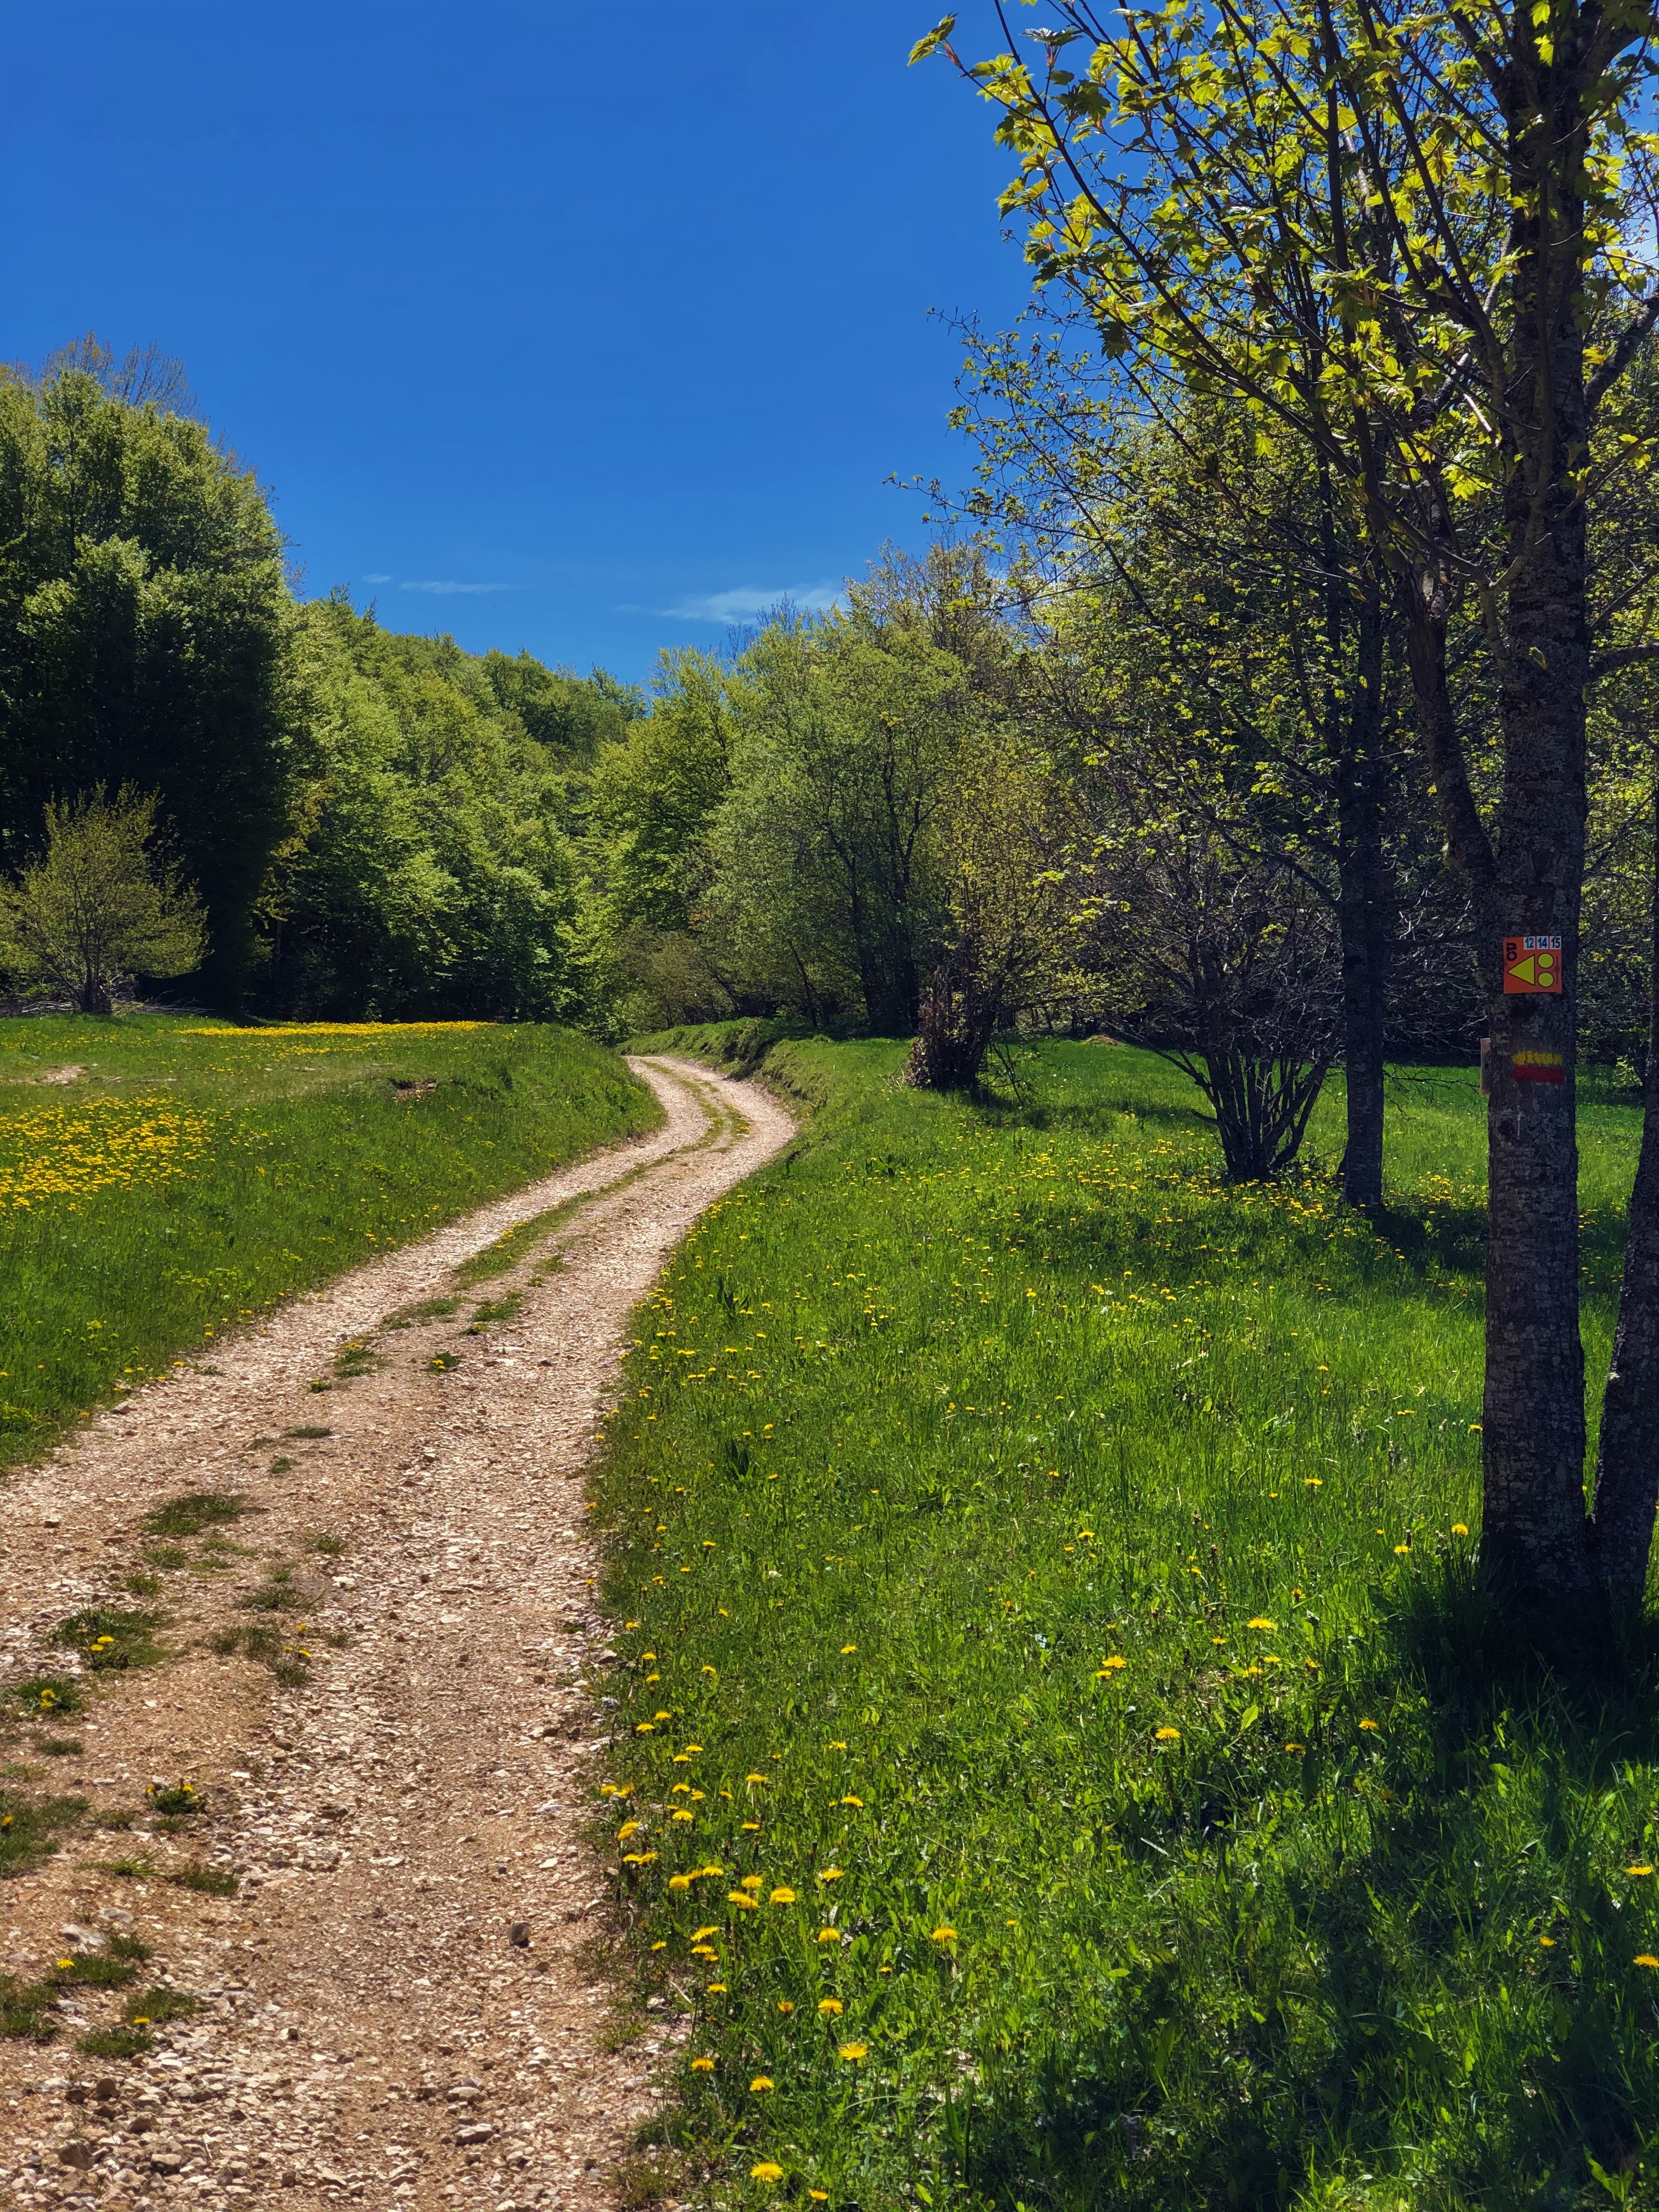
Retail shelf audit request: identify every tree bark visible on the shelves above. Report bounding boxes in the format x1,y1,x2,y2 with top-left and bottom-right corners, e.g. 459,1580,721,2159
1590,785,1659,1606
1478,70,1593,1599
1336,581,1389,1210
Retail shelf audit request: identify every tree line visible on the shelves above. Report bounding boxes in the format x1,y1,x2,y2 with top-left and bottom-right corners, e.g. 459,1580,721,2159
0,339,644,1025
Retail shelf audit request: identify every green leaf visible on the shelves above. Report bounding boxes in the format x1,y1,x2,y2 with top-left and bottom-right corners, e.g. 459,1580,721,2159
909,14,957,65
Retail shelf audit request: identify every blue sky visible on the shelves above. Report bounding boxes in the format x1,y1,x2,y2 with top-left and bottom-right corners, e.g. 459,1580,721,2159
2,3,1029,684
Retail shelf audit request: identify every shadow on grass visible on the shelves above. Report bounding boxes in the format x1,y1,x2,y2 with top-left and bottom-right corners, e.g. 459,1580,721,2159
952,1556,1659,2212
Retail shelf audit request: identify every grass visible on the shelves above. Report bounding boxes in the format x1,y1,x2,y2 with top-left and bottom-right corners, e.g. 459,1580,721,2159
0,1789,87,1878
54,1606,166,1671
0,1014,662,1469
142,1489,251,1537
597,1032,1656,2212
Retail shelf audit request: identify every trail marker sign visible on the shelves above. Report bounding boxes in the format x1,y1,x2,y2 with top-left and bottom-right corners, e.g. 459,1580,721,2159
1503,935,1562,994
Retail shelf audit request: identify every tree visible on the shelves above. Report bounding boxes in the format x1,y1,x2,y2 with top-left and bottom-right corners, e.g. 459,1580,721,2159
257,596,591,1023
711,618,970,1032
0,352,294,1008
0,786,205,1013
920,0,1659,1605
936,336,1403,1203
906,735,1070,1087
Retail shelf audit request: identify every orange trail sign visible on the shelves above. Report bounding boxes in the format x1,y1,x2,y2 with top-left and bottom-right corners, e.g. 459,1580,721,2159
1503,935,1562,994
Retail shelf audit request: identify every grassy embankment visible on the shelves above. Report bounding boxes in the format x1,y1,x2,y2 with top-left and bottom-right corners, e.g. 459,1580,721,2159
596,1028,1655,2212
0,1014,661,1469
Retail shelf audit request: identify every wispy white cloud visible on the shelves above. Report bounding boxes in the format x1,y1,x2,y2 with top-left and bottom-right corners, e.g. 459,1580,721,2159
362,571,391,584
660,582,840,623
400,578,511,596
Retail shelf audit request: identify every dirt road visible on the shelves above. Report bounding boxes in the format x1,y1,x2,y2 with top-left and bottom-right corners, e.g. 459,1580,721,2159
0,1057,794,2212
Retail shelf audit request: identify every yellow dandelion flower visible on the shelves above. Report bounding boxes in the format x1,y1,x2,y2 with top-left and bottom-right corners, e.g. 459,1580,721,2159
692,1925,719,1942
1627,1866,1654,1877
769,1887,797,1904
1359,1719,1380,1732
729,1891,759,1910
751,2075,775,2092
930,1926,957,1943
691,2056,715,2072
1452,1522,1469,1535
817,1867,843,1882
1246,1617,1276,1632
617,1821,642,1841
840,1795,864,1808
777,2000,795,2015
1637,1954,1659,1969
819,1998,843,2015
1096,1656,1127,1675
838,2042,868,2062
840,1644,857,1654
810,2193,830,2203
741,1874,765,1891
817,1928,841,1944
668,1875,693,1892
752,2164,786,2183
1154,1726,1181,1742
1539,1936,1556,1947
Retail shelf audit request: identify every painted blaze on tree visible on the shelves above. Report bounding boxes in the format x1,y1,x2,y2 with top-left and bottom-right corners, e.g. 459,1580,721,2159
918,0,1659,1604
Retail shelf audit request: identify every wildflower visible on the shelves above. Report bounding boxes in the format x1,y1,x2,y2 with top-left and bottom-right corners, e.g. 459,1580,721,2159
818,1928,841,1944
1627,1866,1654,1878
1393,1543,1410,1555
817,1867,843,1882
1539,1936,1556,1948
617,1821,642,1841
690,2056,714,2072
841,1644,857,1655
668,1875,693,1892
702,1664,718,1677
751,2076,775,2092
810,2192,830,2202
1284,1742,1305,1754
819,1999,843,2015
672,1809,695,1823
1305,1478,1323,1488
828,1740,848,1750
741,1874,765,1891
838,2043,868,2061
707,1982,728,1993
778,2000,795,2014
622,1852,658,1866
752,2164,786,2183
56,1957,75,1970
840,1795,864,1808
930,1926,957,1943
746,1772,768,1785
743,1820,761,1832
1096,1656,1127,1675
729,1891,759,1910
693,1926,719,1942
1637,1955,1659,1969
769,1887,797,1904
1154,1726,1181,1742
1452,1522,1469,1536
1246,1617,1276,1632
1359,1718,1380,1732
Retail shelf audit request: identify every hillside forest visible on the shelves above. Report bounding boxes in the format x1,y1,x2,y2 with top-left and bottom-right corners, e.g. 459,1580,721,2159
6,338,1655,1179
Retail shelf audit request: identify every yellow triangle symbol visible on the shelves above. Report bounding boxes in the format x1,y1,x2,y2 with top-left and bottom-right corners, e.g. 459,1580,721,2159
1511,955,1536,984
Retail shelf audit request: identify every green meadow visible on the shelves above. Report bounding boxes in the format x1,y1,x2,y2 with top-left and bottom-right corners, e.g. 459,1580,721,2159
596,1032,1656,2212
0,1014,659,1465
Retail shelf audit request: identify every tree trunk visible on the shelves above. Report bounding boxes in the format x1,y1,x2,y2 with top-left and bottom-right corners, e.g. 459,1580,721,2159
1590,783,1659,1606
1479,88,1593,1600
1336,582,1389,1210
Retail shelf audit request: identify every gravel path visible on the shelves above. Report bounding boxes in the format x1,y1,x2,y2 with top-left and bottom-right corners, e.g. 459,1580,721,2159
0,1057,794,2212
